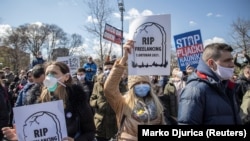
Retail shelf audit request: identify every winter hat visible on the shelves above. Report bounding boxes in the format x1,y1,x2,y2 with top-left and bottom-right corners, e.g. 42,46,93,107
128,75,151,89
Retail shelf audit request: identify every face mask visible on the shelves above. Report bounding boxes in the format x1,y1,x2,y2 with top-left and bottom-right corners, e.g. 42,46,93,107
43,74,66,92
215,63,234,80
104,70,110,77
77,75,85,81
134,83,150,97
176,71,183,78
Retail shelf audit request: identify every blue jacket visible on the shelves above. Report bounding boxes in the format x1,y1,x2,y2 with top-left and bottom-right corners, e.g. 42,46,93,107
31,57,45,68
15,83,34,107
83,62,97,82
178,59,242,125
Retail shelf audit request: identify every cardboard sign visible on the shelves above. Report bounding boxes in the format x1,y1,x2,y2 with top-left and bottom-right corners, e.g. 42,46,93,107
128,14,171,75
13,100,67,141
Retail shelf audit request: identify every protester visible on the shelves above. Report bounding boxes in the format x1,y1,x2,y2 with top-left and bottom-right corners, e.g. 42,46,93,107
92,67,103,83
0,78,9,140
3,67,15,86
150,75,163,96
178,43,242,125
183,65,195,81
234,50,250,70
104,40,165,140
240,89,250,125
72,68,90,101
235,65,250,105
31,51,45,68
90,61,117,141
83,56,97,95
169,68,186,103
14,69,34,107
161,78,178,122
2,61,95,141
24,64,45,105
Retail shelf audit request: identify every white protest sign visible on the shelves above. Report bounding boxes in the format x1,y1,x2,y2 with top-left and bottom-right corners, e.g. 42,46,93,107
56,56,80,75
128,14,171,75
13,100,67,141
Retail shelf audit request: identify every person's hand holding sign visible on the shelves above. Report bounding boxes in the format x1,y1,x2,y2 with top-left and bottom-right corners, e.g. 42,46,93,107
120,40,135,66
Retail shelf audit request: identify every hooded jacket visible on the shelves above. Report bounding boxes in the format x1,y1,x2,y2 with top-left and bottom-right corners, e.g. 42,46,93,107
178,59,242,125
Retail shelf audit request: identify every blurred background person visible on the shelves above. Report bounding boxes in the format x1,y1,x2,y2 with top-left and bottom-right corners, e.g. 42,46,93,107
31,51,45,68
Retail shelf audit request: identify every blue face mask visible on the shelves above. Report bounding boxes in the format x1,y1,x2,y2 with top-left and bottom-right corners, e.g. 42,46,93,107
134,83,150,97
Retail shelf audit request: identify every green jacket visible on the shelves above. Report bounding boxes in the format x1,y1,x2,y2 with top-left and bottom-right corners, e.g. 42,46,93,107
90,73,118,139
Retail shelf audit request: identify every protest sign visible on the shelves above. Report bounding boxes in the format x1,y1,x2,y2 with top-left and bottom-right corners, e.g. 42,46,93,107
174,29,204,71
13,100,67,141
103,23,122,45
56,56,80,75
128,14,171,75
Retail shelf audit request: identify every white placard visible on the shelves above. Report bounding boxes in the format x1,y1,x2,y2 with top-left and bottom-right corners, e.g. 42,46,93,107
56,56,80,75
128,14,171,75
13,100,67,141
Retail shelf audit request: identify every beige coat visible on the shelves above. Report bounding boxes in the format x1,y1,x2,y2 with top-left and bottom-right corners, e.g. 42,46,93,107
104,62,165,141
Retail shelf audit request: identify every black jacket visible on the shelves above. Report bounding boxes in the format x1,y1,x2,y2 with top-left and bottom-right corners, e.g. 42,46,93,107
0,85,9,140
65,84,95,141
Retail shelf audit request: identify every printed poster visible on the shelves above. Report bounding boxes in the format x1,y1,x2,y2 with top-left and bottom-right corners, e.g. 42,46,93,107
56,56,80,75
173,29,204,71
13,100,67,141
128,14,171,75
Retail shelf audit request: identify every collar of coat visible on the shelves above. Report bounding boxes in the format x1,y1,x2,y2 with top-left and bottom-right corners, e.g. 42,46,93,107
196,71,235,90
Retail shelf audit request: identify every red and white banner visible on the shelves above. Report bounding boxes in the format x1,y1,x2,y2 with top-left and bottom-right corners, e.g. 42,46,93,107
103,23,122,45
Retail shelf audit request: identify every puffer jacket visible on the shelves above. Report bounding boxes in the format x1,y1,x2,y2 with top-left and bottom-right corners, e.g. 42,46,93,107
104,62,165,141
178,59,242,125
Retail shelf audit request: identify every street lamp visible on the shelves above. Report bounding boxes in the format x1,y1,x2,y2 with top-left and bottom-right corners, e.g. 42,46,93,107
117,0,125,56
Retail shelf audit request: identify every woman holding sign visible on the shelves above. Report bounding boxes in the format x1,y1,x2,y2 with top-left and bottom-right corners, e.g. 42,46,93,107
2,61,95,141
104,40,166,141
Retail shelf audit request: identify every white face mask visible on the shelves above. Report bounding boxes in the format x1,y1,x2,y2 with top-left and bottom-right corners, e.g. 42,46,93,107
214,63,234,80
77,75,85,81
43,74,66,92
176,71,183,78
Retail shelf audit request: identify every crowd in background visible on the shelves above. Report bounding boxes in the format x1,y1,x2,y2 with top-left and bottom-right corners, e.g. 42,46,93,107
0,42,250,141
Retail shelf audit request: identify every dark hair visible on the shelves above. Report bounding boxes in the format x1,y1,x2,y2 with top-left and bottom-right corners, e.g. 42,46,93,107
104,61,114,66
98,67,103,71
32,64,45,78
202,43,233,61
77,68,86,73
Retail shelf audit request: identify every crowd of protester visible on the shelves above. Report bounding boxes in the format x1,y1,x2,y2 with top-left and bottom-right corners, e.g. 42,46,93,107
0,42,250,140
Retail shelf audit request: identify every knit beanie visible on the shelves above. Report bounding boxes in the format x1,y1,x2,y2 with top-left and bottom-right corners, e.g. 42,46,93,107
128,75,151,89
